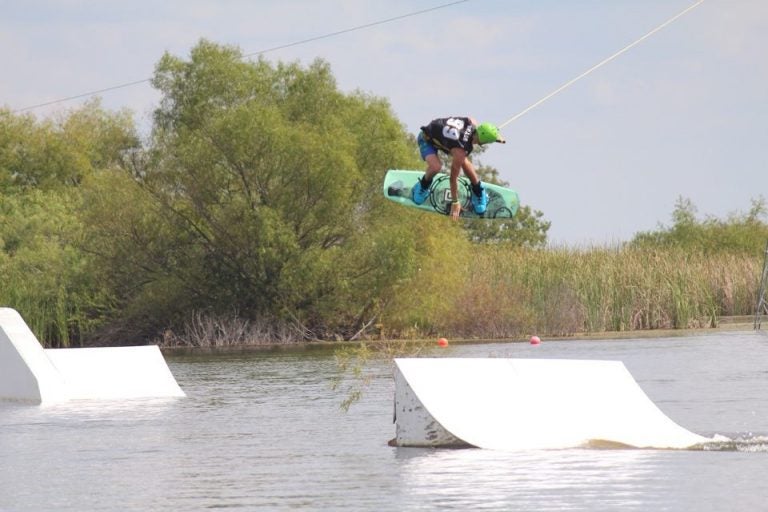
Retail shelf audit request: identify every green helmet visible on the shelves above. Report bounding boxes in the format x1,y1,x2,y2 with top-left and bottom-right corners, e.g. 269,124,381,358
476,122,505,144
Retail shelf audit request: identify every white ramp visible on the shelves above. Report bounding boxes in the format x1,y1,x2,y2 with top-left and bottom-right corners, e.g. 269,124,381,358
394,358,710,450
0,307,185,404
0,309,69,403
45,346,185,401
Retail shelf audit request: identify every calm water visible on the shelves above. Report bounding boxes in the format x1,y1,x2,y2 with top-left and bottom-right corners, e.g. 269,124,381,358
2,330,768,511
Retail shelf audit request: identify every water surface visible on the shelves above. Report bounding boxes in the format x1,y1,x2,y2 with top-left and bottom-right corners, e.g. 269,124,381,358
1,331,767,511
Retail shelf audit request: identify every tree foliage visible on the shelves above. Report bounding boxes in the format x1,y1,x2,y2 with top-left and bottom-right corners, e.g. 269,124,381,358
0,101,139,345
630,195,768,254
2,41,558,345
82,40,429,340
0,101,137,191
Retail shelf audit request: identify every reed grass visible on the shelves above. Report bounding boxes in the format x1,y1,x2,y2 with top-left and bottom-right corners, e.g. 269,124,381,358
446,244,761,338
4,242,761,346
1,267,77,347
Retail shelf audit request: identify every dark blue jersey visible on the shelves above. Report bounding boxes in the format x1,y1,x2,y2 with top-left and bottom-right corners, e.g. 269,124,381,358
420,117,476,155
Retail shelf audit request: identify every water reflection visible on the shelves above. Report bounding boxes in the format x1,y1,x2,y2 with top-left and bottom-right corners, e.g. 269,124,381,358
395,448,664,511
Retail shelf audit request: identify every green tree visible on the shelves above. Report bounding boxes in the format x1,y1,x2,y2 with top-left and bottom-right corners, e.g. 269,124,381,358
0,101,139,345
631,195,768,254
82,40,436,340
0,100,137,192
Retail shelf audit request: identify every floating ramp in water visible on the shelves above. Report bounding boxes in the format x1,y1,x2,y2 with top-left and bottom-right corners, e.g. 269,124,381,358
393,358,709,450
0,307,185,404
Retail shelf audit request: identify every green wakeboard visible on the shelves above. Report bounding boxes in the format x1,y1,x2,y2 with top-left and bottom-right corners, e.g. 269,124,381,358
383,169,520,219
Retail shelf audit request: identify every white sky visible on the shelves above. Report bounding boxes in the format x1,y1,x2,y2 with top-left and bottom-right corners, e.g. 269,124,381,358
2,0,766,245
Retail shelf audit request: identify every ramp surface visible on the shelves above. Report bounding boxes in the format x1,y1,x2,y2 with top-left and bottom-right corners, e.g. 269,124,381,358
46,346,185,400
394,358,711,450
0,307,185,404
0,308,68,403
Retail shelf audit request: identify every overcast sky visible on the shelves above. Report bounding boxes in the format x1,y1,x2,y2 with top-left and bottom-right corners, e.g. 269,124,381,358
2,0,766,245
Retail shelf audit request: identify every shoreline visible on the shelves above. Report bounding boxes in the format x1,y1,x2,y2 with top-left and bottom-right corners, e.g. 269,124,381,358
161,316,762,355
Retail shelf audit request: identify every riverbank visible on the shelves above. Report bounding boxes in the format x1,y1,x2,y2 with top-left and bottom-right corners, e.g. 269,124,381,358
161,315,762,355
